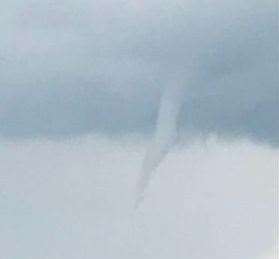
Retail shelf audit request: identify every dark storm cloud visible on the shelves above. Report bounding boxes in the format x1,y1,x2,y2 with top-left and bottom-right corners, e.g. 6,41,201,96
0,0,278,145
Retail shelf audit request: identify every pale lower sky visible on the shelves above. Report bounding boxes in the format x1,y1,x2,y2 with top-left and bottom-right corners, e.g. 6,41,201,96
0,135,277,259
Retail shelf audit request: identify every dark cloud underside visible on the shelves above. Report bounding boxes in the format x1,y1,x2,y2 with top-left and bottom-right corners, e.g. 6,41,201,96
0,0,278,145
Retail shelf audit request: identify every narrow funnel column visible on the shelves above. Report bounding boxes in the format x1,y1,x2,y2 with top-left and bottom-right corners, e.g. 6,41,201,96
135,82,184,208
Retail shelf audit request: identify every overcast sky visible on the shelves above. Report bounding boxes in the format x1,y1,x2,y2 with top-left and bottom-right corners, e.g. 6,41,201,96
0,0,278,146
0,1,278,258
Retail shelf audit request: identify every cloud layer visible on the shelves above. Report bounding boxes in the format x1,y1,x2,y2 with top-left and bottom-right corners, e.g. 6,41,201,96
0,0,278,146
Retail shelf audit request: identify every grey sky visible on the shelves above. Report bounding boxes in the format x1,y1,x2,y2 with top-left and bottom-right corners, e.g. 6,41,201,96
0,0,278,145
